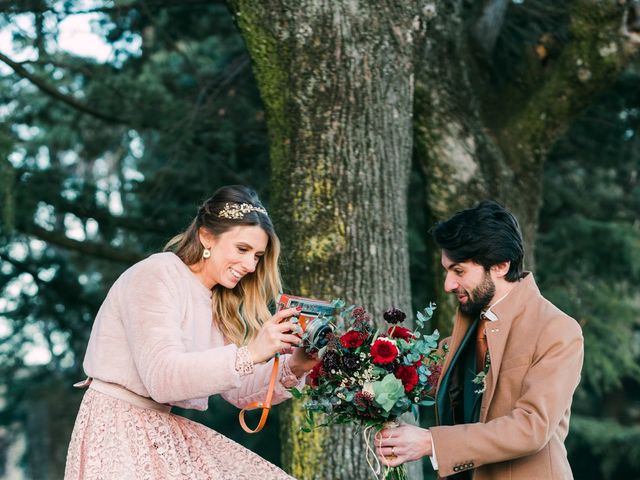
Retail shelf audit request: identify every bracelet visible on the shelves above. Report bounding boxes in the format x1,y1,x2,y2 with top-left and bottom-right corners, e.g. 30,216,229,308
235,346,254,377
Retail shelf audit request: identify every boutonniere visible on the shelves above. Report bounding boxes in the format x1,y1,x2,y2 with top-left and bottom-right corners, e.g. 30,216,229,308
472,352,491,394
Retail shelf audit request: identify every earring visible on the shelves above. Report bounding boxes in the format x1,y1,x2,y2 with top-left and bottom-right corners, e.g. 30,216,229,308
202,247,211,259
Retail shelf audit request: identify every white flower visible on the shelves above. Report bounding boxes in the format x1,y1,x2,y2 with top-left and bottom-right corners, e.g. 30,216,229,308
372,337,396,346
362,382,375,396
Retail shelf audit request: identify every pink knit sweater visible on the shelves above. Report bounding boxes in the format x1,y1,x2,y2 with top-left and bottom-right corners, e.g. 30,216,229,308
83,252,301,411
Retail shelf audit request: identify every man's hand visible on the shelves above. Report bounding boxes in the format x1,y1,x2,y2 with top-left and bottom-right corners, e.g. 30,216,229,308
375,424,433,467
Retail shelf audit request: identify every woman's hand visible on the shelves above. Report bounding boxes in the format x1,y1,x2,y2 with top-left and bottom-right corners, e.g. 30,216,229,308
288,347,319,378
246,307,303,364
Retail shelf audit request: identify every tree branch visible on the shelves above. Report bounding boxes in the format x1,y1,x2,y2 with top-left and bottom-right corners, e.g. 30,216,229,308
499,0,639,149
0,0,225,16
0,51,125,124
17,223,143,264
33,189,171,235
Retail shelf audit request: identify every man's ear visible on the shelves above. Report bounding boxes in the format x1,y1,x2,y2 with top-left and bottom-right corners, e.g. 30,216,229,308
491,261,511,279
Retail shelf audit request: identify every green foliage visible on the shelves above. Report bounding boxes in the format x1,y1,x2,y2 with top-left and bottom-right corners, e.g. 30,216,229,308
537,60,640,479
567,415,640,480
0,1,638,478
0,1,273,476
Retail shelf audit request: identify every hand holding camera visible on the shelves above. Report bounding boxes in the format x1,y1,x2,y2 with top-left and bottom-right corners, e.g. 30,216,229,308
246,306,303,364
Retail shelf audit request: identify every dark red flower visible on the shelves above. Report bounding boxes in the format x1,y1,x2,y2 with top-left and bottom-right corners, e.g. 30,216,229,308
383,307,406,324
395,365,419,392
307,362,324,388
370,338,399,365
352,306,366,318
340,330,365,349
355,390,374,408
427,363,443,389
387,326,415,341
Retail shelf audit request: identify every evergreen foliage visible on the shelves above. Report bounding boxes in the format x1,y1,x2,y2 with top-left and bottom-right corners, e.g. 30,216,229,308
0,1,638,478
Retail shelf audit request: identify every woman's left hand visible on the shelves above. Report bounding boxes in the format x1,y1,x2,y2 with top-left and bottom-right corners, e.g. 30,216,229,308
287,347,318,378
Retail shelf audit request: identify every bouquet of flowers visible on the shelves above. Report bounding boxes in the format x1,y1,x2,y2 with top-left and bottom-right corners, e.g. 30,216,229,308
292,302,442,480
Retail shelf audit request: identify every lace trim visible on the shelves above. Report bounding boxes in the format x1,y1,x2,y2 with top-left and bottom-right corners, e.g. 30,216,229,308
235,346,254,377
280,355,302,388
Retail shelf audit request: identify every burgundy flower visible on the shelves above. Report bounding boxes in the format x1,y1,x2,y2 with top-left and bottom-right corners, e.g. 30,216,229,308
370,338,399,365
387,326,415,341
341,354,360,371
383,307,406,324
307,362,324,388
395,365,419,392
355,390,374,408
428,363,443,389
352,306,366,318
340,330,365,349
322,350,341,372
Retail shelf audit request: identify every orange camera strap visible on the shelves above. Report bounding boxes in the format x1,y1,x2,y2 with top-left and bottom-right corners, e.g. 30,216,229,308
238,354,279,433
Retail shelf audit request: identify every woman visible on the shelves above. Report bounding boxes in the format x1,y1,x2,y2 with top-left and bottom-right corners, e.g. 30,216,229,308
65,185,315,479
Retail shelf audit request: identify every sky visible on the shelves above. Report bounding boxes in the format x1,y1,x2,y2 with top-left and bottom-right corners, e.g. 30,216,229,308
0,3,140,65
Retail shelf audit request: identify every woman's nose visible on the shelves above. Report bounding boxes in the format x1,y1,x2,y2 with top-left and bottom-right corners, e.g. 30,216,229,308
244,256,257,273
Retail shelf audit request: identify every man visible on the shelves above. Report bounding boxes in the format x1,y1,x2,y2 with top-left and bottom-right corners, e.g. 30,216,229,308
376,200,583,479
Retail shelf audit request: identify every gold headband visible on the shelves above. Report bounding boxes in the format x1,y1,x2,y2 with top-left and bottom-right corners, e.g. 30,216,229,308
217,202,268,219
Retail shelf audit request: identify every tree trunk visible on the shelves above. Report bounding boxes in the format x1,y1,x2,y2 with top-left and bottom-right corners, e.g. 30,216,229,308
227,1,429,478
414,0,639,332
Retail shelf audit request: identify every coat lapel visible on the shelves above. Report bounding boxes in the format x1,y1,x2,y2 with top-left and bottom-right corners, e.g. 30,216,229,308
480,273,537,420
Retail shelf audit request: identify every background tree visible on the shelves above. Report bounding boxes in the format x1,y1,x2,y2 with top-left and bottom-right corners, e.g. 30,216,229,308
226,1,428,478
0,1,638,479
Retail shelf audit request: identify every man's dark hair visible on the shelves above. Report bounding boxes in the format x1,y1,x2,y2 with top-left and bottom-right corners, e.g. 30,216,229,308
431,200,524,282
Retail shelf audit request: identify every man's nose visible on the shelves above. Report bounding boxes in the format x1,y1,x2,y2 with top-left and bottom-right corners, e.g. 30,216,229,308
444,273,458,293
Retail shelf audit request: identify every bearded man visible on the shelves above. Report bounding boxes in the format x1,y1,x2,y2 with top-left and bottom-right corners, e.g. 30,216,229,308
376,200,583,479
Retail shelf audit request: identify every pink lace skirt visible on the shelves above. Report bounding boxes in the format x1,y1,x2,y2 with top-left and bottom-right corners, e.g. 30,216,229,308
65,388,294,480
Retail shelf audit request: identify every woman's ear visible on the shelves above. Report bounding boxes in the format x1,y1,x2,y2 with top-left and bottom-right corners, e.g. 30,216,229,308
198,227,216,249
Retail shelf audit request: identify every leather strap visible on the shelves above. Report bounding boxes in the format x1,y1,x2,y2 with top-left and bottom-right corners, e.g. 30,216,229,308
239,354,280,433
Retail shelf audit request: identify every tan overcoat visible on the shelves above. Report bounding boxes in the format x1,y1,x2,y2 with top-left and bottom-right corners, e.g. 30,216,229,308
430,273,584,479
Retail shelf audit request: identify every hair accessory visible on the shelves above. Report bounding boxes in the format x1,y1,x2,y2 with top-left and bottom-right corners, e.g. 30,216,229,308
202,247,211,259
218,202,267,219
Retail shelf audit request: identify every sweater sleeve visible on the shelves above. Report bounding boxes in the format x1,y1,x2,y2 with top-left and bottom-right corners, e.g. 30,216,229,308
118,261,243,404
429,315,583,477
220,354,306,409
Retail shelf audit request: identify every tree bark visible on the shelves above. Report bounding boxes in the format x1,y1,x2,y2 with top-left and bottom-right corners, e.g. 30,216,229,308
227,1,429,478
414,0,639,331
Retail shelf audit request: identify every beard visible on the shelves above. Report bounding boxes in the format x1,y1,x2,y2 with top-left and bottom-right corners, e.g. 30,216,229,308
457,271,495,317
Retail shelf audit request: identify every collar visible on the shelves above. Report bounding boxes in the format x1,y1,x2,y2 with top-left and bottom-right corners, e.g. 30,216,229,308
482,290,512,322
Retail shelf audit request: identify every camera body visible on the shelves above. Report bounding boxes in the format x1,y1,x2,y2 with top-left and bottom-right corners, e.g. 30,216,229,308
276,294,335,353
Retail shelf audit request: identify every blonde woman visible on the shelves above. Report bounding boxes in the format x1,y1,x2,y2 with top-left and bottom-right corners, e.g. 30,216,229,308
65,185,315,479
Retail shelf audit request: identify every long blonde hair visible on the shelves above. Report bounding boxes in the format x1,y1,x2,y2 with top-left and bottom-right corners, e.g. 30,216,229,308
164,186,282,345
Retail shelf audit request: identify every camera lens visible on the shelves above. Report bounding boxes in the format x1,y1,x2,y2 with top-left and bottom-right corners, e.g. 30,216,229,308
305,317,333,352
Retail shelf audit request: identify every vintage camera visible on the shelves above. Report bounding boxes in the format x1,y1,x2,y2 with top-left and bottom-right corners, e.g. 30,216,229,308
276,294,336,353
